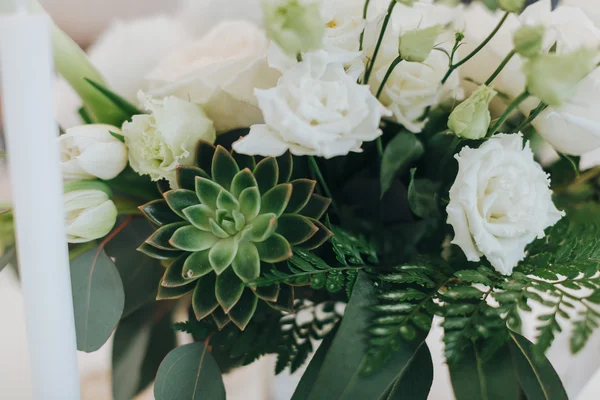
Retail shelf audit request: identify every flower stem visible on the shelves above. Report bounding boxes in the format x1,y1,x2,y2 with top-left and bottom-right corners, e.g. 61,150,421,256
442,12,509,85
363,0,397,85
485,49,516,86
308,156,339,214
487,91,530,137
513,101,548,133
375,56,403,98
376,137,384,158
359,0,371,51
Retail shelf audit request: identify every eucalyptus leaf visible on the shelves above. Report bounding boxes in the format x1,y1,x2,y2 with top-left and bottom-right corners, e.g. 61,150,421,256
509,332,568,400
291,328,337,400
154,342,226,400
382,343,433,400
70,245,125,352
380,132,424,198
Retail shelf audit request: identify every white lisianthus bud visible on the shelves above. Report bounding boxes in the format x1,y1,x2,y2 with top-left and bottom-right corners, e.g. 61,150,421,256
64,181,118,243
513,25,545,58
122,92,216,187
263,0,325,56
396,0,416,5
448,85,497,139
59,124,128,182
399,25,443,63
499,0,525,13
447,133,564,275
524,47,597,107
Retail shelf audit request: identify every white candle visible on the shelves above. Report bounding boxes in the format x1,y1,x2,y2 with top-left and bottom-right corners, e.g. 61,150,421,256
0,5,81,400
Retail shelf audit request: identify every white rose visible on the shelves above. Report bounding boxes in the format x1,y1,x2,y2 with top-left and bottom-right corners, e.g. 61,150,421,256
55,16,191,129
447,133,564,275
64,181,118,243
59,124,128,182
232,51,389,158
122,92,216,186
368,0,462,132
146,21,281,132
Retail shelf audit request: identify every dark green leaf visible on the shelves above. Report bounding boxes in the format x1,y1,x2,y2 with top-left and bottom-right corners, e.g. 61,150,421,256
154,342,226,400
383,344,433,400
212,146,240,191
291,328,337,400
408,169,441,219
380,132,424,197
509,332,568,400
286,179,316,214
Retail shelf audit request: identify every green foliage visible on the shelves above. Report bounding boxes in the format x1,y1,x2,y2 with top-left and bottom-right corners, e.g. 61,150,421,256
140,142,332,329
0,209,16,273
276,300,344,374
380,132,424,198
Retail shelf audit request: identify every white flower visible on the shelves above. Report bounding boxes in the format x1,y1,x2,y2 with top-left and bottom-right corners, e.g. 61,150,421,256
447,133,564,275
64,181,118,243
59,124,128,182
232,52,389,158
267,0,366,78
146,21,281,132
55,16,191,129
122,92,216,186
368,0,462,132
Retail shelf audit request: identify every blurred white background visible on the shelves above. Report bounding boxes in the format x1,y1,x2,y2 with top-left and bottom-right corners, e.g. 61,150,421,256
2,0,600,399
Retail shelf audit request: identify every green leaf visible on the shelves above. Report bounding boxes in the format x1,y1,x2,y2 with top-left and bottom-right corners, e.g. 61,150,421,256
255,233,293,263
229,289,259,330
209,237,239,274
216,190,240,212
157,281,196,300
231,168,258,198
239,187,261,221
251,213,278,242
109,130,125,143
509,332,568,400
195,177,221,210
408,169,441,219
276,214,318,245
84,78,142,122
286,179,317,214
449,342,519,400
164,189,200,220
176,165,209,192
212,146,240,191
298,219,333,250
170,226,219,252
254,157,279,194
154,343,226,400
161,254,194,287
304,272,427,400
215,267,245,312
299,194,331,220
182,204,215,231
196,140,217,174
139,200,180,227
277,151,293,183
192,274,219,320
137,243,182,261
383,344,433,400
182,250,213,280
261,184,293,217
146,222,187,250
70,246,125,352
232,242,261,282
380,132,424,198
291,327,337,400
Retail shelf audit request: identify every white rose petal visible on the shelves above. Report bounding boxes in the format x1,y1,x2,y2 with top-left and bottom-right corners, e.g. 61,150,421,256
233,51,390,158
447,133,564,275
146,20,281,132
59,124,128,181
122,92,216,187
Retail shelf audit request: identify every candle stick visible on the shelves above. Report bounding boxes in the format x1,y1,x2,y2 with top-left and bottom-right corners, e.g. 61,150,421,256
0,3,81,399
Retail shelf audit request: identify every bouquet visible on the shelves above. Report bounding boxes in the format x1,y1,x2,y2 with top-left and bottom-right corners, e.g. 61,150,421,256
2,0,600,398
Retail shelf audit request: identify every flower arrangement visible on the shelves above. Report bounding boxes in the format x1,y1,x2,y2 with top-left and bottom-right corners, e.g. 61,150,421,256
3,0,600,398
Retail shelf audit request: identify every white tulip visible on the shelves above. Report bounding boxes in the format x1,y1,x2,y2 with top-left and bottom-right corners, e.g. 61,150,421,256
64,181,118,243
447,133,564,275
122,92,216,187
59,124,128,181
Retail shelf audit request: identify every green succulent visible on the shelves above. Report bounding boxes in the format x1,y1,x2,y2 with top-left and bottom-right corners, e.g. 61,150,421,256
138,140,332,330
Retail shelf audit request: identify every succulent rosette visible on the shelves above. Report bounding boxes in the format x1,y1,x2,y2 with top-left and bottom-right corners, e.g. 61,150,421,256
138,140,332,329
